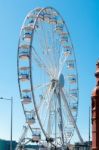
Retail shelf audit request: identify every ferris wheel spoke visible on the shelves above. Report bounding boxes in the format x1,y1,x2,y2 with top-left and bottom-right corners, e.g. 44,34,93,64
51,24,62,76
37,22,53,70
60,88,83,143
40,21,48,51
32,46,52,77
58,53,68,78
50,24,58,71
39,83,53,106
42,31,58,78
35,82,56,130
42,105,49,127
35,83,52,112
42,99,55,136
35,29,46,55
56,41,62,75
33,82,50,90
39,21,59,78
47,95,56,137
36,24,49,58
54,90,65,147
47,102,52,137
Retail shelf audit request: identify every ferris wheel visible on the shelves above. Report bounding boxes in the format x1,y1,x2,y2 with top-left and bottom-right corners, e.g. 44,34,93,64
17,7,83,149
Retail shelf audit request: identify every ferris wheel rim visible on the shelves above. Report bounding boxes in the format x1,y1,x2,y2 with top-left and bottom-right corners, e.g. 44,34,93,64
30,5,79,135
17,6,79,146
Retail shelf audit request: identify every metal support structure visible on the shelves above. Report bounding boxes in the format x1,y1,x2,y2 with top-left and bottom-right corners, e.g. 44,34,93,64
0,97,13,150
55,96,57,146
56,90,65,148
60,89,84,144
15,125,29,150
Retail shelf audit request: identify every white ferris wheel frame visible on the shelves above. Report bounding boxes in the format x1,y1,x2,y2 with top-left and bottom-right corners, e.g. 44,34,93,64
17,7,83,148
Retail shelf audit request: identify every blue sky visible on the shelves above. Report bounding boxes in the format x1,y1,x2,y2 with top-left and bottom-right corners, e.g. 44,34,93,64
0,0,99,143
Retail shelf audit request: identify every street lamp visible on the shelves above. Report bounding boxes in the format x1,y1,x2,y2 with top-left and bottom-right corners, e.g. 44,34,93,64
0,97,13,150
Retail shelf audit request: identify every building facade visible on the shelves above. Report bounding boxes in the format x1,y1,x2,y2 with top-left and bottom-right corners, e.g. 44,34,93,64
92,61,99,150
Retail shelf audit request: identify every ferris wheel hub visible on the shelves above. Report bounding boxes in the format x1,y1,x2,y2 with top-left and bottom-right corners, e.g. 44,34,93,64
51,79,58,89
59,74,64,88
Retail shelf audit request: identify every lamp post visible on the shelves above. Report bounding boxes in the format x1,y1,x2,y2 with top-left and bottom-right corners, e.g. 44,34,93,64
0,97,13,150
